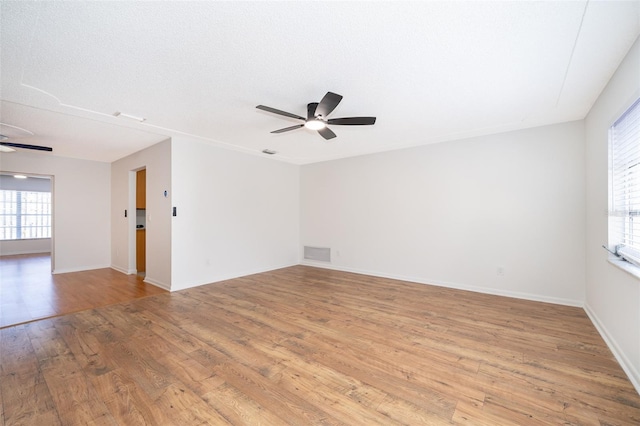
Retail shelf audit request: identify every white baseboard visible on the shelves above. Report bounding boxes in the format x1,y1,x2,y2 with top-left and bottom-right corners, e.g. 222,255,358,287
53,264,111,274
110,264,136,275
584,302,640,395
111,266,168,290
0,250,51,256
171,262,299,292
300,261,584,307
143,276,171,291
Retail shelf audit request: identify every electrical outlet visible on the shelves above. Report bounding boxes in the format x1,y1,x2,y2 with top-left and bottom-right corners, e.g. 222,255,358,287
497,267,505,276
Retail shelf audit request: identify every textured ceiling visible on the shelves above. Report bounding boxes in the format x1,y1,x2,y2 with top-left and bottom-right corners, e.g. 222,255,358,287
1,1,639,164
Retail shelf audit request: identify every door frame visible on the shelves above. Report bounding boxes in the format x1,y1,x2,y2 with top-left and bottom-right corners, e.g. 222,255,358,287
0,171,55,271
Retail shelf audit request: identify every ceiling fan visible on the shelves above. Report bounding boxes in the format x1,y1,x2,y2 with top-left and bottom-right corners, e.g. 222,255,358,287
256,92,376,140
0,135,52,153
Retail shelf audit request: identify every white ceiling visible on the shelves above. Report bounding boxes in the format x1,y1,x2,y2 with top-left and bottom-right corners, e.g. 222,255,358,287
1,1,639,165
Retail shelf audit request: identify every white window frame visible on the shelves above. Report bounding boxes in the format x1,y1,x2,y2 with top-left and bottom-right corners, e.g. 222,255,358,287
0,189,52,240
608,97,640,272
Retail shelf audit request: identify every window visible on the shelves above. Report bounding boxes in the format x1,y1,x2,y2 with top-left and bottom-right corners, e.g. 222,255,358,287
609,98,640,266
0,190,52,240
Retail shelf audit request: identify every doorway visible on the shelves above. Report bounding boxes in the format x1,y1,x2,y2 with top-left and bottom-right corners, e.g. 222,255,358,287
0,172,54,271
135,168,146,276
0,252,166,328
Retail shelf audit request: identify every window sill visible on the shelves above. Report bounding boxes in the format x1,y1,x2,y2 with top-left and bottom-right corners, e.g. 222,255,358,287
0,237,51,242
607,257,640,281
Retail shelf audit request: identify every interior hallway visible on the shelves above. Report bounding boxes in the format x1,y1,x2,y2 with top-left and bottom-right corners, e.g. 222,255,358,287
0,253,166,328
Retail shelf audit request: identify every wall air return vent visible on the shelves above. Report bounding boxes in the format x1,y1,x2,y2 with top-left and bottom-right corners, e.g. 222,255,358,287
304,246,331,263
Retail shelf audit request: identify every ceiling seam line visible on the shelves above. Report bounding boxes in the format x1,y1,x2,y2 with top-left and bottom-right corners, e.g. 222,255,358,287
555,0,590,107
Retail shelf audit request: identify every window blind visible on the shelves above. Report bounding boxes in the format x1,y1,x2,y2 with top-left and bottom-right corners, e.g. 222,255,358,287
0,190,51,240
610,98,640,266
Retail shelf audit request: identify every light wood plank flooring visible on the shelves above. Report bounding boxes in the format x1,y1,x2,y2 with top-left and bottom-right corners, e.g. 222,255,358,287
1,265,639,425
0,253,166,328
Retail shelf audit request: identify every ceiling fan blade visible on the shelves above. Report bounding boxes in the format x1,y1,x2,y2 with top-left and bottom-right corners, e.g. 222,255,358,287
0,142,52,152
327,117,376,126
317,127,337,140
271,124,304,134
256,105,305,121
315,92,343,118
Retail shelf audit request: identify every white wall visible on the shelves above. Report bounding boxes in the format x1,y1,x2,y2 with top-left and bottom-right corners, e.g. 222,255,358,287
301,121,586,306
0,174,51,191
0,238,51,256
0,151,110,272
170,136,299,291
111,139,172,290
585,36,640,391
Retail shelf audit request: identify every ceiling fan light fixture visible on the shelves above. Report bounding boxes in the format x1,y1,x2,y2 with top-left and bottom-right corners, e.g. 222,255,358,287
305,119,326,130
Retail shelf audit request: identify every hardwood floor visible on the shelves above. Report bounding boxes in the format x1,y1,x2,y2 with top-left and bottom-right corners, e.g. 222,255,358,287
1,265,639,425
0,253,166,328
